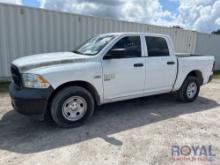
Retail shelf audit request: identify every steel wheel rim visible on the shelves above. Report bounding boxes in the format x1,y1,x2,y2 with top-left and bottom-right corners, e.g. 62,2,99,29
186,82,197,99
62,96,87,121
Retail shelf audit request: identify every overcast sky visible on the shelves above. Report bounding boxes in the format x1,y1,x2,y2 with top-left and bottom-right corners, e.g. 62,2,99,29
0,0,220,33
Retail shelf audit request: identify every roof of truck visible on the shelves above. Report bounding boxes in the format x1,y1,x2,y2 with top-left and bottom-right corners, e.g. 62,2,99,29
101,32,170,38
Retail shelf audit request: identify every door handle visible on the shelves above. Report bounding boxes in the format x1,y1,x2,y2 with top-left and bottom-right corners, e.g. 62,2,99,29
134,63,144,67
167,61,175,65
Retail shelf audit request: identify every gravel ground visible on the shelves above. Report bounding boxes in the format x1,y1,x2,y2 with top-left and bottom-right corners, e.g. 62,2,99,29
0,81,220,165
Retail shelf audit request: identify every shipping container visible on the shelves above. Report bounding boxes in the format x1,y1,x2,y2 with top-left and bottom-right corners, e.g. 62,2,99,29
195,33,220,69
0,3,219,80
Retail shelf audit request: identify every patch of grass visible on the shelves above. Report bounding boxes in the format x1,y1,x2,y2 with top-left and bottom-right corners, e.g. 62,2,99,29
214,70,220,79
0,81,10,94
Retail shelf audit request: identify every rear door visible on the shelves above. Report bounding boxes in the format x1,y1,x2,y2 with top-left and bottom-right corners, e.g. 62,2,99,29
102,35,146,100
144,36,177,93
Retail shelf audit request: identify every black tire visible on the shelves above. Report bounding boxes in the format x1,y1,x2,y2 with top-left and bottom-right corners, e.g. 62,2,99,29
177,76,200,102
50,86,95,128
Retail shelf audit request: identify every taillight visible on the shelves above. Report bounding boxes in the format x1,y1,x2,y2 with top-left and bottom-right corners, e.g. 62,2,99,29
212,61,215,72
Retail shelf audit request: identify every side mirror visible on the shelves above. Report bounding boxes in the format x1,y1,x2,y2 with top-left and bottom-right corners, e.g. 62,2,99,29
103,48,126,60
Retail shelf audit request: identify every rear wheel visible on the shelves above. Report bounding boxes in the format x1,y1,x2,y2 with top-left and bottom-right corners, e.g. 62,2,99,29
50,86,95,128
177,76,200,102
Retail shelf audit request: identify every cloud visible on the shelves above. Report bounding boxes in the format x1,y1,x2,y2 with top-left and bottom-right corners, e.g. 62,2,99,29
216,18,220,25
39,0,124,19
0,0,21,5
30,0,220,33
1,0,220,33
177,0,220,32
39,0,180,27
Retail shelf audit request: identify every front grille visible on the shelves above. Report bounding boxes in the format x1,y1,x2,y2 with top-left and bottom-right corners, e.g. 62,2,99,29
11,65,22,87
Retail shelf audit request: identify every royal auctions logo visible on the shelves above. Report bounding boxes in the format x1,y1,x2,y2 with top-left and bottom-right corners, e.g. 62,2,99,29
171,145,216,162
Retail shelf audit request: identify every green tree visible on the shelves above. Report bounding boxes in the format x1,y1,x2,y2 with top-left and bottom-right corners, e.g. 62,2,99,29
212,29,220,34
172,25,184,29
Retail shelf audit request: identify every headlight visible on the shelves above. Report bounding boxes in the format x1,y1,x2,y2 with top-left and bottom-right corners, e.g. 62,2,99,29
22,73,50,89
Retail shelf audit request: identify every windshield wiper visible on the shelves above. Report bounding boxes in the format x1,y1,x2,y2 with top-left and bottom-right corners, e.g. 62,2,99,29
72,50,82,54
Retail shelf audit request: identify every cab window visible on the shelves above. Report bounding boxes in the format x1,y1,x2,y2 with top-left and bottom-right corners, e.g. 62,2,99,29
145,36,170,57
104,36,141,59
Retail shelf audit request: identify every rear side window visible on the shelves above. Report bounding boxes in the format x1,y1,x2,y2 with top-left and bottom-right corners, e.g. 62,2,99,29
145,36,170,57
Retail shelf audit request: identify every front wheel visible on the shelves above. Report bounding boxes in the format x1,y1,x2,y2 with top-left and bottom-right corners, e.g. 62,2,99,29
50,86,95,128
177,76,200,102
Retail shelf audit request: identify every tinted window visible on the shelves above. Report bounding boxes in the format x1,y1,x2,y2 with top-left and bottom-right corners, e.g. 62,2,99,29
145,36,170,57
106,36,141,59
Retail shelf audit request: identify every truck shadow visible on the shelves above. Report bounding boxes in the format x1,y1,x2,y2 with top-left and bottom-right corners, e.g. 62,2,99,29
0,94,219,154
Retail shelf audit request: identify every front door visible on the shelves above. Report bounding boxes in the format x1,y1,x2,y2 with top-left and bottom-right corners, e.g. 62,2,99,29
102,36,146,100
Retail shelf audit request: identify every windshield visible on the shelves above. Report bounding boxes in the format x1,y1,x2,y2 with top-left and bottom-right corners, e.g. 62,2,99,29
73,34,116,56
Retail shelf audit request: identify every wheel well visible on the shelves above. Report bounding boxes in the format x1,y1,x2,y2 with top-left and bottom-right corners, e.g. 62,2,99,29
186,70,203,85
48,81,101,109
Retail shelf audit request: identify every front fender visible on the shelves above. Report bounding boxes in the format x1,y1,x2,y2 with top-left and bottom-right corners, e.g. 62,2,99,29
26,62,103,101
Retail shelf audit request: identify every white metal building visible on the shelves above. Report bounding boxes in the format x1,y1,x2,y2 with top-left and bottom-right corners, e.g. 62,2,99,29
0,3,219,80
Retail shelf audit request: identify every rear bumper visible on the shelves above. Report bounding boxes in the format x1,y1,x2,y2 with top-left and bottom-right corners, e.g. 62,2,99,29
9,83,53,116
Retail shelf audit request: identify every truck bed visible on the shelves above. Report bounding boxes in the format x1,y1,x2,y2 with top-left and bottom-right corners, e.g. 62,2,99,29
172,54,215,91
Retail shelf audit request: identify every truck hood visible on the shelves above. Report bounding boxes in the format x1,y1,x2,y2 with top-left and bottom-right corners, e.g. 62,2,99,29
12,52,88,72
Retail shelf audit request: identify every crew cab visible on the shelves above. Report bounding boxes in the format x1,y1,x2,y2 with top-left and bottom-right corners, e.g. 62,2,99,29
9,33,215,127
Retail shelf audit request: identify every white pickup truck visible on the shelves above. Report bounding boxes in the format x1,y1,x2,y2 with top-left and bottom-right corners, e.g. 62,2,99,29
9,33,215,127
